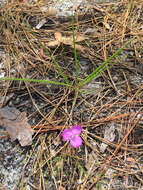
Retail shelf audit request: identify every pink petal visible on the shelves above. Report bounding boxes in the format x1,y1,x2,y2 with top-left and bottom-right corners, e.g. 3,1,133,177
70,136,82,148
71,125,82,135
61,129,72,141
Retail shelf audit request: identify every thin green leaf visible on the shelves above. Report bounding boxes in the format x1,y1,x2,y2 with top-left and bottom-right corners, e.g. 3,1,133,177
0,77,73,87
72,15,79,84
38,40,70,84
78,38,135,87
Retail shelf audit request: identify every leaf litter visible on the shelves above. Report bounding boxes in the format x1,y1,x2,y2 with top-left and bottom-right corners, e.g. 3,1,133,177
0,0,143,189
0,106,34,146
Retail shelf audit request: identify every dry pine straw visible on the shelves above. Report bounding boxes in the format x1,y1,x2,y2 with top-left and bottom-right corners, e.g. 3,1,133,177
0,0,143,189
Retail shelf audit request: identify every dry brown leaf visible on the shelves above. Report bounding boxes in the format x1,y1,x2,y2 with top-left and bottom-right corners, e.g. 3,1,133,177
47,31,87,52
0,106,34,146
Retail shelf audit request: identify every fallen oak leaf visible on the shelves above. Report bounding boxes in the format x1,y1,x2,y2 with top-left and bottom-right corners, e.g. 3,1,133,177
0,106,34,146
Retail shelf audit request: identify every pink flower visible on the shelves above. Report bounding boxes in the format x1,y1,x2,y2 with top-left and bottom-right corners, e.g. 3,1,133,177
61,125,82,148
